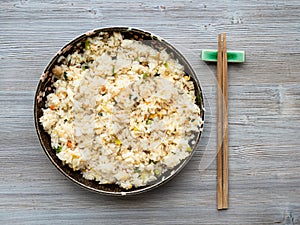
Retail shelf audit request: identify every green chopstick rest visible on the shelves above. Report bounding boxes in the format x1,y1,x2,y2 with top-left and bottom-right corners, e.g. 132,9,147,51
200,49,245,63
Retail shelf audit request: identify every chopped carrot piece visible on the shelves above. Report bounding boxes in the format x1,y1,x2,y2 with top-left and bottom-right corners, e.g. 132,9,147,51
149,114,157,119
100,85,107,95
67,140,72,148
101,85,106,92
49,105,55,110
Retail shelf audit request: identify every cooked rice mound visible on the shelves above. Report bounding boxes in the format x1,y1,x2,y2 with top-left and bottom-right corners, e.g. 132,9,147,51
40,32,203,189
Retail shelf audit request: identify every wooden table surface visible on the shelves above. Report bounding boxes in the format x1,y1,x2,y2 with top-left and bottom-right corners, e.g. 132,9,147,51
1,0,299,224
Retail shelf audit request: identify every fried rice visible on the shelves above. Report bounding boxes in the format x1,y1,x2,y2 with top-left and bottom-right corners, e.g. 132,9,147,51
40,32,203,189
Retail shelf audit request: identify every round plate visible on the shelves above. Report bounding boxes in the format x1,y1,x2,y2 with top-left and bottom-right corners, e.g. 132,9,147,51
34,27,204,196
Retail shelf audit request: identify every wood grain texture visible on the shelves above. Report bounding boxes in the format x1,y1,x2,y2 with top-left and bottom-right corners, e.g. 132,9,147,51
1,0,300,224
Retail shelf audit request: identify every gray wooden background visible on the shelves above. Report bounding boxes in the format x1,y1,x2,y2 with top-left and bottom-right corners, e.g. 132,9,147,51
1,0,299,224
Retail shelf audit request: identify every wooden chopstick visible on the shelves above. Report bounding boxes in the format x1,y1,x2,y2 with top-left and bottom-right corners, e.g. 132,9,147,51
217,33,229,210
222,33,229,209
217,33,224,210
